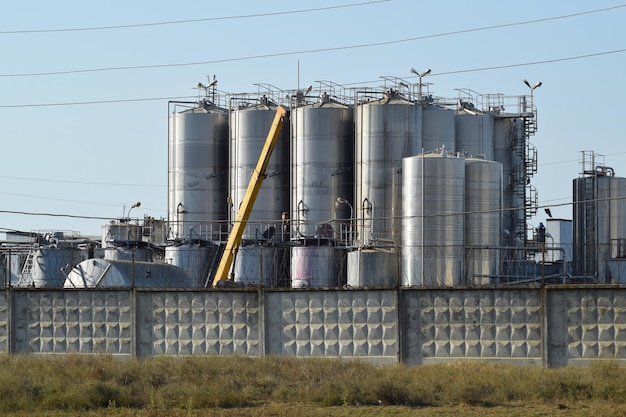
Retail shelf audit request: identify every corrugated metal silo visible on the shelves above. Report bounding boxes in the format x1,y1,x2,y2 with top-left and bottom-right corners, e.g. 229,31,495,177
464,158,502,285
402,152,465,287
421,105,455,152
573,168,626,282
355,90,422,245
291,95,353,239
168,104,229,241
230,97,290,240
455,110,495,160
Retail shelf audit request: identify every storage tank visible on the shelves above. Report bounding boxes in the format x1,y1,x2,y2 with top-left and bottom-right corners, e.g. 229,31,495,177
347,247,399,287
355,90,422,245
230,97,290,241
421,105,455,152
291,245,344,288
493,117,525,245
233,244,289,287
573,167,626,282
168,103,229,241
455,110,495,160
464,158,503,285
64,259,193,288
30,247,83,288
101,222,152,262
402,151,465,286
165,243,218,288
291,94,353,239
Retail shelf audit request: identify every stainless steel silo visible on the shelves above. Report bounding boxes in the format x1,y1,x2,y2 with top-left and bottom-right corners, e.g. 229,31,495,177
168,104,229,241
230,97,290,240
455,110,495,160
421,105,455,153
355,90,422,245
291,96,353,239
464,158,503,285
402,152,465,287
573,168,626,282
493,117,525,246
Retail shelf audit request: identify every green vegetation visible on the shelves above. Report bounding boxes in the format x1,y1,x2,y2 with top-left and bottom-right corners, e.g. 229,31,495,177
1,355,626,416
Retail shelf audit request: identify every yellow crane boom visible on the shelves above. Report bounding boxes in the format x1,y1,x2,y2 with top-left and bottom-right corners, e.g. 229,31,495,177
212,105,287,287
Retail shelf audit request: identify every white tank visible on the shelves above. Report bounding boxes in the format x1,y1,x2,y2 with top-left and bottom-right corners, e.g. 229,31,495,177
402,152,465,287
233,245,289,288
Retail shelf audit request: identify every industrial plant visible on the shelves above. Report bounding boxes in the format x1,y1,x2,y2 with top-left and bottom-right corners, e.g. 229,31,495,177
2,72,625,289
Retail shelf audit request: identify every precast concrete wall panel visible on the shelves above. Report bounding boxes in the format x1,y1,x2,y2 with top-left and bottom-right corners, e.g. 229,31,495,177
0,291,8,354
403,289,542,365
548,288,626,366
13,290,132,355
137,291,260,357
265,290,398,361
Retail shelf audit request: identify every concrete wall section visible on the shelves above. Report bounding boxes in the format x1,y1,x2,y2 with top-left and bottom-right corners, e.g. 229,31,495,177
265,289,398,361
136,290,261,357
13,290,132,355
403,289,543,365
549,288,626,366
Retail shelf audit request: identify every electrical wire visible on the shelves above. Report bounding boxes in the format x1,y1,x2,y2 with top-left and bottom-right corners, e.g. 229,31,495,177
1,4,623,78
0,1,390,34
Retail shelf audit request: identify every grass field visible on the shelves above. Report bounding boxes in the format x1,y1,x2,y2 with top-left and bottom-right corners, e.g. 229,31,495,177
2,355,626,416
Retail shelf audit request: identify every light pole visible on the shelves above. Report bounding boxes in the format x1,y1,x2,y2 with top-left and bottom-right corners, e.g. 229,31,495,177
127,202,141,221
409,67,431,102
522,78,542,112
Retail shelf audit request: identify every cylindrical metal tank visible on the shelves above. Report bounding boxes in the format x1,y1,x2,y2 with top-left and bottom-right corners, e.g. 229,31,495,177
355,91,422,245
402,152,465,287
291,97,353,239
30,247,83,288
165,243,217,287
464,158,503,285
233,244,288,287
347,247,399,287
103,247,152,262
168,104,229,241
421,105,455,153
101,223,142,248
493,118,525,245
573,171,626,281
291,245,344,288
455,110,495,160
230,98,290,240
64,259,193,288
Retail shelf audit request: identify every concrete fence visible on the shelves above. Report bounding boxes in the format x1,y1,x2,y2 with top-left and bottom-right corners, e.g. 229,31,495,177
2,286,625,367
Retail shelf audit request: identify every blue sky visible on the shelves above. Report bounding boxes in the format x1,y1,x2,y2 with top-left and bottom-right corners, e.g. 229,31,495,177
1,1,624,236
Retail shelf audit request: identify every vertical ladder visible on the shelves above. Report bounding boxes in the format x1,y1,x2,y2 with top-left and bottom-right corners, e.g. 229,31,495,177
18,249,35,286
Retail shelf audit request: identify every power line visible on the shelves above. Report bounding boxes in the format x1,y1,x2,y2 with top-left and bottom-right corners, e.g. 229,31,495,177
0,1,389,34
0,174,164,188
0,47,624,109
1,4,623,78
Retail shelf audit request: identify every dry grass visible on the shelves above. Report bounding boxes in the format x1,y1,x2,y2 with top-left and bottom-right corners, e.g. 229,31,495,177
1,355,626,416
